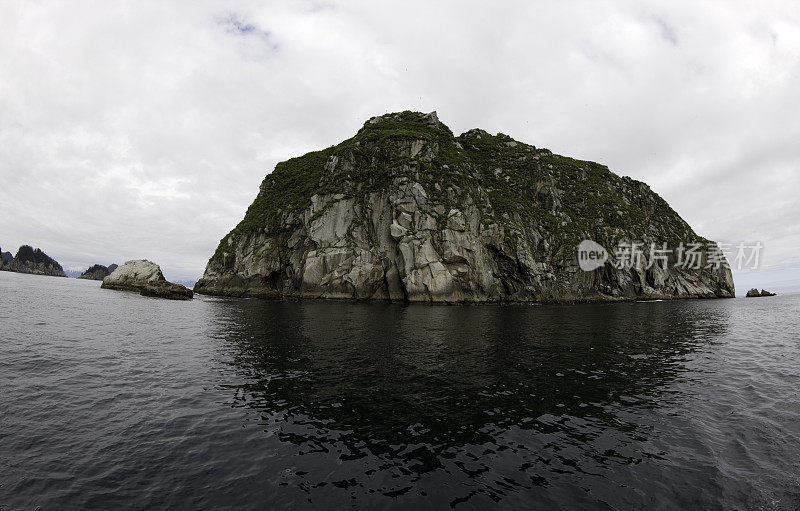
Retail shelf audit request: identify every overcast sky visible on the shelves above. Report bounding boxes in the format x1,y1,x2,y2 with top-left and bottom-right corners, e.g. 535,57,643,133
1,1,798,290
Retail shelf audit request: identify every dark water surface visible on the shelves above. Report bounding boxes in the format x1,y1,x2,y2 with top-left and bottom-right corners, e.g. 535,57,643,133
1,271,799,510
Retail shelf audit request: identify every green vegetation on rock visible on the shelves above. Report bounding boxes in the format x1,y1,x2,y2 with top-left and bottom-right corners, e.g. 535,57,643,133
212,111,702,263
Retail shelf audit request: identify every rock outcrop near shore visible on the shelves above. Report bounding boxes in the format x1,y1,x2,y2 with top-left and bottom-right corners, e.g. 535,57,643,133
195,111,734,303
1,245,66,277
102,260,193,300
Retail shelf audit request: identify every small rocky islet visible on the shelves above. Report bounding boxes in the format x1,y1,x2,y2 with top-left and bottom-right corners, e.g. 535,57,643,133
78,264,117,281
745,288,776,297
194,111,735,303
101,260,193,300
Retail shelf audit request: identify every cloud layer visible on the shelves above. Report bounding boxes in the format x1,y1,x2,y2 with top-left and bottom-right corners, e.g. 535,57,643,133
1,1,798,285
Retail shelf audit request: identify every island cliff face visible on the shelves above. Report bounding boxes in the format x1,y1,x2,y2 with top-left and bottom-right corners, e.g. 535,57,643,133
195,111,734,303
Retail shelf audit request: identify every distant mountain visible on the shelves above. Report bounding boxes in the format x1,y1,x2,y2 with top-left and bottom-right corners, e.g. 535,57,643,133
108,264,119,274
3,245,67,277
64,270,84,278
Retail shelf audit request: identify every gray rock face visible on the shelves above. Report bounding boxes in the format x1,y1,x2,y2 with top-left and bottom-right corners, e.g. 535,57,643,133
102,260,192,300
195,111,734,303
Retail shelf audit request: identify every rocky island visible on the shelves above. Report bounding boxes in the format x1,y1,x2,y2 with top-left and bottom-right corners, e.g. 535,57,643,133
102,260,193,300
78,264,115,281
195,111,734,303
746,288,776,297
0,245,66,277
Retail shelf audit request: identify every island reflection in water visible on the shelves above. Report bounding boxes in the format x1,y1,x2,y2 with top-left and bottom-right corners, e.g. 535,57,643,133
204,298,732,508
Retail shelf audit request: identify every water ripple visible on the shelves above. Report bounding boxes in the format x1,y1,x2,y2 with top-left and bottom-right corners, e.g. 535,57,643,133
1,272,799,509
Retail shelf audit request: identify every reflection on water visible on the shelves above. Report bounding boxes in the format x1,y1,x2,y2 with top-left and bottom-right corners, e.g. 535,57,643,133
207,299,732,507
5,272,797,510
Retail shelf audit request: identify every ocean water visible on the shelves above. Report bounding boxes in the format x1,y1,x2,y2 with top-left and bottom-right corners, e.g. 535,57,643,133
1,271,799,510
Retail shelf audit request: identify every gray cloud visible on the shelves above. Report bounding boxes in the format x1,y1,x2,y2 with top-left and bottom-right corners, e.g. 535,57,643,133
1,0,798,288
